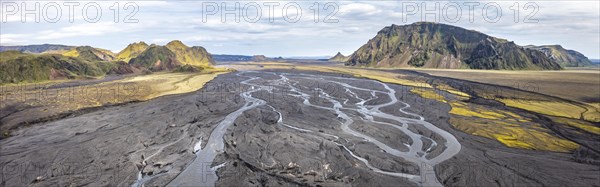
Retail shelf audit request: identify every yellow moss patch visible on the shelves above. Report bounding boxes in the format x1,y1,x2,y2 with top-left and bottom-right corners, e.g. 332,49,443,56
62,49,79,57
410,88,446,103
551,117,600,135
582,104,600,122
492,130,579,152
498,99,585,120
450,117,579,152
446,90,470,98
436,84,470,98
447,100,579,152
449,101,506,120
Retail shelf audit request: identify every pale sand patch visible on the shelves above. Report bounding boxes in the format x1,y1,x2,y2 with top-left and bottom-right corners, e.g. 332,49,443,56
114,72,228,100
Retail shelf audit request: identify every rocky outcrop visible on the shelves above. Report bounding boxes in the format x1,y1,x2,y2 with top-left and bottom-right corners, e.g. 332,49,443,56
329,52,349,62
525,45,592,67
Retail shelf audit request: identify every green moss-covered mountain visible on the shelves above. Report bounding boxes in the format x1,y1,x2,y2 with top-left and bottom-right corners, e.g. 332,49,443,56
165,40,214,67
524,45,592,67
62,46,116,62
127,40,215,70
0,40,215,84
346,22,562,70
0,51,115,84
129,45,180,71
0,50,32,62
329,52,349,62
116,42,149,62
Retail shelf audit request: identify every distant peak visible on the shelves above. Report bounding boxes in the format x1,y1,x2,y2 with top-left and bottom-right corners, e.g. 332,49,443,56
166,40,188,49
333,52,345,57
329,52,348,62
126,41,148,48
167,40,183,44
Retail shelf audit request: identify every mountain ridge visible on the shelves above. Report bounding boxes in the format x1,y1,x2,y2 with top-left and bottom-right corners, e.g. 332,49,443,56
346,22,563,70
62,46,116,62
165,40,215,67
0,40,215,84
0,44,75,54
129,45,180,71
524,45,592,67
116,41,149,62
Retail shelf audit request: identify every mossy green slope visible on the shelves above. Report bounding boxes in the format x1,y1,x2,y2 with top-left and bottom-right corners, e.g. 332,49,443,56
116,42,149,62
165,40,214,68
1,41,217,84
62,46,116,62
129,45,180,71
0,50,32,62
0,51,114,84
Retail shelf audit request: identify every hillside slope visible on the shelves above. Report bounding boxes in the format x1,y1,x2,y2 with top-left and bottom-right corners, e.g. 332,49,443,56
346,22,562,70
116,42,149,62
0,40,216,84
165,40,214,67
129,45,180,71
62,46,116,62
0,51,114,83
525,45,592,67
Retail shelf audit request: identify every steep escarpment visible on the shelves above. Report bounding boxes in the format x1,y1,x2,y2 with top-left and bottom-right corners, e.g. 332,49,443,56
346,22,562,70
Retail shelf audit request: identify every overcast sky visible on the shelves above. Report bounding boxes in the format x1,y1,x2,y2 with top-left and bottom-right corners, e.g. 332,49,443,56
1,1,599,58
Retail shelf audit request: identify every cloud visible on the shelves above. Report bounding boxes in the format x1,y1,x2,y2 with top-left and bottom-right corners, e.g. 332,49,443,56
35,22,120,40
339,3,381,16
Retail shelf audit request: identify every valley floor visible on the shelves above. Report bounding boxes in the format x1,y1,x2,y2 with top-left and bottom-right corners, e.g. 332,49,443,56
0,70,228,133
0,62,598,187
414,68,600,104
